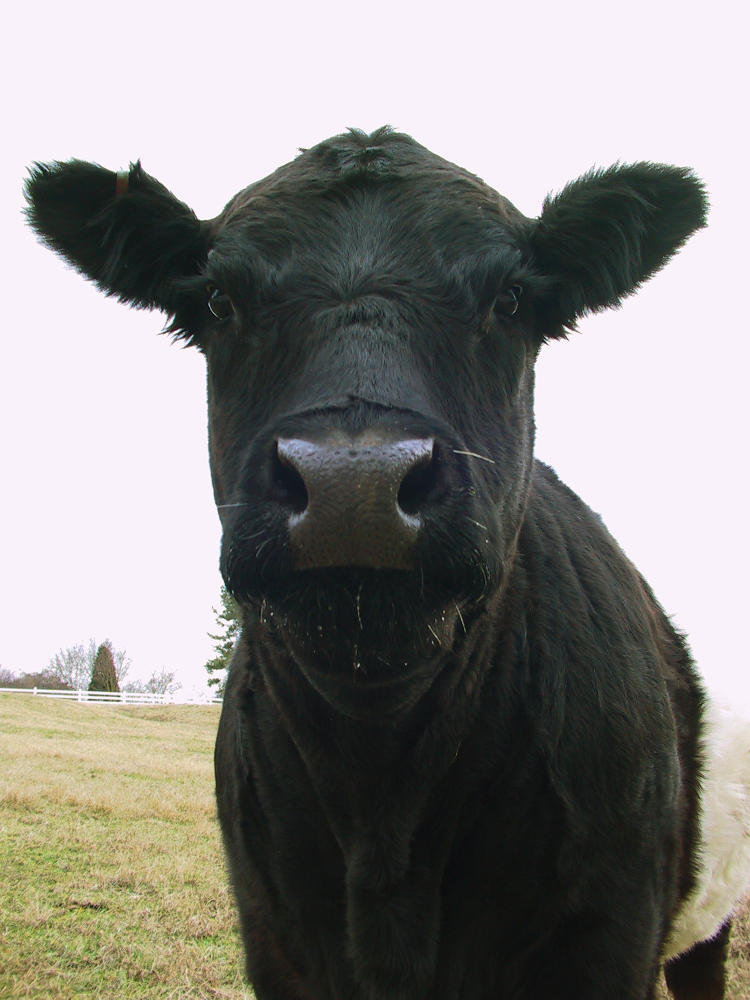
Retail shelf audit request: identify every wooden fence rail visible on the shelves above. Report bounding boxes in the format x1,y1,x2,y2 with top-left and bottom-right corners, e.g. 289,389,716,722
0,687,222,706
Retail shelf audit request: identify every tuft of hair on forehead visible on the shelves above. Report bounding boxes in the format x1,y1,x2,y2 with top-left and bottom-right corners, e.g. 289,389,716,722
297,126,465,184
301,126,404,178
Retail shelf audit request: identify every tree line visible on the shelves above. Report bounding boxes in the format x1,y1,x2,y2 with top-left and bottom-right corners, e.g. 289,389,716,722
1,588,239,698
0,639,179,696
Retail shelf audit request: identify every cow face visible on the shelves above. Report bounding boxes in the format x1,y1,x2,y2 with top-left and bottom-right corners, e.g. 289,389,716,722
25,128,707,677
199,150,541,666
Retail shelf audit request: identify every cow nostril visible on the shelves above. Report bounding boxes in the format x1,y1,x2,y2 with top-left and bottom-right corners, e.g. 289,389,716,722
274,443,309,514
397,443,439,517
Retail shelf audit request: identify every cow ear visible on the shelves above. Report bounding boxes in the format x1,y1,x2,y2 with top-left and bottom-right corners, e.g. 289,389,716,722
527,162,708,336
24,160,209,318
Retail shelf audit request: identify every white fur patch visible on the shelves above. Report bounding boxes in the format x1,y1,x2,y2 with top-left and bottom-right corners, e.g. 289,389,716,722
663,698,750,959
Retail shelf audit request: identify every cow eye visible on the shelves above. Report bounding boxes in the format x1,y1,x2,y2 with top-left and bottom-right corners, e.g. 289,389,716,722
207,285,234,321
492,284,522,320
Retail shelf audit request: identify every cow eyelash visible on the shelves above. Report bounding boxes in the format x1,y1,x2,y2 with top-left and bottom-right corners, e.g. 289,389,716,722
492,284,522,320
207,284,235,321
481,284,522,333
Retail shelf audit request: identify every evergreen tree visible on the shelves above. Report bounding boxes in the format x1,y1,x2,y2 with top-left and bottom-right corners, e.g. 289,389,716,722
47,639,130,691
205,586,240,696
89,640,119,692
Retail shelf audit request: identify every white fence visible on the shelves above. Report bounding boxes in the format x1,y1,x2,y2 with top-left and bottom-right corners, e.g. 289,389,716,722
0,687,222,706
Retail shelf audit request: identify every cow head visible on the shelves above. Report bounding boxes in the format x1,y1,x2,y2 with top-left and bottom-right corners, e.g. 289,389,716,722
25,128,707,688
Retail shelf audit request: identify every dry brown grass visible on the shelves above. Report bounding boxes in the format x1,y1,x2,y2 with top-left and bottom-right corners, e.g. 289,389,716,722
2,692,749,999
0,694,250,999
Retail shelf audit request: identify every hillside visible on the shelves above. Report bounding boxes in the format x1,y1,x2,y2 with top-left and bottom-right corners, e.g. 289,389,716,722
1,694,748,999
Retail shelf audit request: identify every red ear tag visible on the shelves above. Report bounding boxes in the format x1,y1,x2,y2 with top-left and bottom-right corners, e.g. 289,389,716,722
115,170,129,197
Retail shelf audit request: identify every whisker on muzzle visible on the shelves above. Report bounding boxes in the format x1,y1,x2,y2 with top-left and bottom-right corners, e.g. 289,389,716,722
452,449,496,465
454,603,466,633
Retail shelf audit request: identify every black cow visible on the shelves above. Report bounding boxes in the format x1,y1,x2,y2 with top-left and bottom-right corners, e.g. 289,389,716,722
26,128,714,999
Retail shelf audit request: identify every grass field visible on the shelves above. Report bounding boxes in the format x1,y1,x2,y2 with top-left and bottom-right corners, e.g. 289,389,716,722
1,693,749,999
0,694,249,1000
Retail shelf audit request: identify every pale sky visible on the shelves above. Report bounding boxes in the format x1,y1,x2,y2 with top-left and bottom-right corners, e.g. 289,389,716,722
2,0,747,702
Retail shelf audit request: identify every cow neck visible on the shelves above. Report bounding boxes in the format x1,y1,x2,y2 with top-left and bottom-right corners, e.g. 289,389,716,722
241,593,518,998
244,594,507,820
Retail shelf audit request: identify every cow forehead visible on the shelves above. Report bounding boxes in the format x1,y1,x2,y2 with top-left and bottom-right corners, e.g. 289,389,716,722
216,127,526,236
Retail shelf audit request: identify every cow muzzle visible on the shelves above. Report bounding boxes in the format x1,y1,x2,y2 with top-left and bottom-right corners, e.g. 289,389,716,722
274,430,437,570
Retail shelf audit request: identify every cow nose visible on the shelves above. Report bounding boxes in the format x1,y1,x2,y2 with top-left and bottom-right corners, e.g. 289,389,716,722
275,435,436,570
